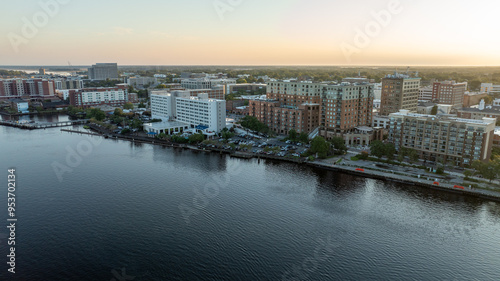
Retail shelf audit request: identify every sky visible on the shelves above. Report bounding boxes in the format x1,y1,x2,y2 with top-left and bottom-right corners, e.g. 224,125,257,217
1,0,500,66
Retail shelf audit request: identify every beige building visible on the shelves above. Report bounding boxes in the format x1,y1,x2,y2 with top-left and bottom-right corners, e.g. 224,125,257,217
388,110,495,166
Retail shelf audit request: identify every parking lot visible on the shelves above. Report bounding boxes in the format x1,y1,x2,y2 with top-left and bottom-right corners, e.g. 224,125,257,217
200,133,310,158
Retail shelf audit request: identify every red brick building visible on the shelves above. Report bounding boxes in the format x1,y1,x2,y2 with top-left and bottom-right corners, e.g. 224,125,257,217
249,81,374,137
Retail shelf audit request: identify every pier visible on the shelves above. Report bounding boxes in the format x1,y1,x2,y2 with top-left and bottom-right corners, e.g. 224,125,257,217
0,119,89,130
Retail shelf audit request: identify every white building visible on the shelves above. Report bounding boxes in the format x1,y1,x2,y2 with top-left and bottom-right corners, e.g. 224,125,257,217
419,86,433,102
481,83,500,94
149,90,226,134
176,94,226,133
9,99,29,113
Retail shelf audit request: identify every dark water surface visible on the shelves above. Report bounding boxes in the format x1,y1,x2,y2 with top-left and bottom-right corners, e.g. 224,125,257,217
1,115,500,280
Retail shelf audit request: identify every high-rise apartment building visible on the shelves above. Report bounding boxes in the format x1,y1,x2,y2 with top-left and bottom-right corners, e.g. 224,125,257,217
0,79,56,98
88,63,119,80
249,81,374,136
388,110,495,166
380,73,421,116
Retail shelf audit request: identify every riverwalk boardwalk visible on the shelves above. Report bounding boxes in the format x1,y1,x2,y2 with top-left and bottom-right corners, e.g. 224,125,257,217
0,119,89,130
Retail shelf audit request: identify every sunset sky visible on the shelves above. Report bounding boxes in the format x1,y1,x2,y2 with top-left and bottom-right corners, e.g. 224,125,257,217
1,0,499,66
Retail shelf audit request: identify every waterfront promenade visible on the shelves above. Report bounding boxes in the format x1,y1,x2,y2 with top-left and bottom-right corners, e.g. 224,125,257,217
64,123,500,202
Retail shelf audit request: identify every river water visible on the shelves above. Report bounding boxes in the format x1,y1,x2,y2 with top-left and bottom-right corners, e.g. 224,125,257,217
1,114,499,280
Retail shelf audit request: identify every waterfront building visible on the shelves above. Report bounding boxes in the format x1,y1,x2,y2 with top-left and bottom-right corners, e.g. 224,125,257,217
380,72,421,116
88,63,119,80
149,90,226,134
249,81,374,138
388,109,495,166
8,98,29,113
68,84,129,108
0,78,56,98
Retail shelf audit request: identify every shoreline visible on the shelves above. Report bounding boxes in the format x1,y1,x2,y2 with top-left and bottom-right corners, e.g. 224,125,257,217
81,123,500,203
3,120,500,203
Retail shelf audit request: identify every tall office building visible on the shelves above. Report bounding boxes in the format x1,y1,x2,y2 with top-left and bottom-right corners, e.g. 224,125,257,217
380,73,421,116
432,81,467,108
88,63,119,80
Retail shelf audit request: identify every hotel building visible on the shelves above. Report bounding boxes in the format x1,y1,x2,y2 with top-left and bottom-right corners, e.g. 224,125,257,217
149,90,226,134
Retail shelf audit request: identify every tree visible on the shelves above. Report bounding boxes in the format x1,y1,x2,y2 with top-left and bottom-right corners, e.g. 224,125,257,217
120,128,131,134
408,148,419,163
123,102,134,110
240,116,269,134
310,136,330,159
221,128,235,141
86,108,106,121
189,133,205,144
385,143,396,161
288,129,297,141
156,84,167,89
479,161,499,182
369,140,386,159
236,78,247,84
114,108,123,116
464,170,473,180
298,132,309,143
138,102,146,108
431,105,438,115
330,136,347,155
129,118,144,129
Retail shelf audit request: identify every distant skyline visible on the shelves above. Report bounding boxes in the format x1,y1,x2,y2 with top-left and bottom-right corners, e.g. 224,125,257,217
1,0,499,66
